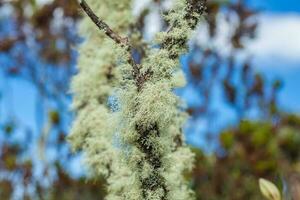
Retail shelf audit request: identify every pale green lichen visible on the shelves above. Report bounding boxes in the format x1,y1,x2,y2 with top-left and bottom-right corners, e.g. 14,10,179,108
69,0,205,199
68,0,134,198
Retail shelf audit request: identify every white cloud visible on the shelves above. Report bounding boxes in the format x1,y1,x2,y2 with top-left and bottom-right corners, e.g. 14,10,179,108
36,0,52,5
194,13,300,67
246,13,300,64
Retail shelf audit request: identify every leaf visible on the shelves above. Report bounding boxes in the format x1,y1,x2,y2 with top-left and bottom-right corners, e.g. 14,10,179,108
259,178,281,200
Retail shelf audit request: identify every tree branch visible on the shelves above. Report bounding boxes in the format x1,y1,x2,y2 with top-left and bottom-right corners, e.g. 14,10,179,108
79,0,128,46
79,0,142,87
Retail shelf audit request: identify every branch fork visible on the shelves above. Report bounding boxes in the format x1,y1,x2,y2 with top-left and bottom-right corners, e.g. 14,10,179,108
79,0,146,89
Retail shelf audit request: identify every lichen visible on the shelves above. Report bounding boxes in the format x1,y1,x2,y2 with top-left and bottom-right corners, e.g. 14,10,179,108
68,0,206,199
68,0,134,198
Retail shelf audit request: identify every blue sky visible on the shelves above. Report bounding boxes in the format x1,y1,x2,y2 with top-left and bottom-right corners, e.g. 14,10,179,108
184,0,300,148
1,0,300,151
247,0,300,13
247,0,300,112
230,1,300,112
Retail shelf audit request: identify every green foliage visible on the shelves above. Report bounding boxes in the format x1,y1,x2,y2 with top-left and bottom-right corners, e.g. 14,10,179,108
192,115,300,200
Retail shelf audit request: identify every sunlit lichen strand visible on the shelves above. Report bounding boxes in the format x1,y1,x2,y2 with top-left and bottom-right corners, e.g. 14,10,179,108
117,0,205,199
68,0,134,199
69,0,206,199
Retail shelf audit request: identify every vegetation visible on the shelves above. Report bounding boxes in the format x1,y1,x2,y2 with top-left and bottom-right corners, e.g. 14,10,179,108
0,0,299,199
69,0,205,199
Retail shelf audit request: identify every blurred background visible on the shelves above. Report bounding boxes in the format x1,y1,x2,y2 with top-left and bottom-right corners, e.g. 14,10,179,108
0,0,300,199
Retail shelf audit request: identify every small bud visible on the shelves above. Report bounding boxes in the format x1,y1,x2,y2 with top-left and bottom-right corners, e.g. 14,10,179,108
259,178,281,200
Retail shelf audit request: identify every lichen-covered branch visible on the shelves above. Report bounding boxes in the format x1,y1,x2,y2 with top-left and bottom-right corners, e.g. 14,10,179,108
117,0,206,199
69,0,206,199
79,0,143,89
79,0,128,46
68,0,134,199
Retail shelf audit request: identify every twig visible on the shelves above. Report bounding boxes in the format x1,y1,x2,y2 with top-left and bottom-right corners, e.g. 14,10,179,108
79,0,142,87
79,0,128,46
